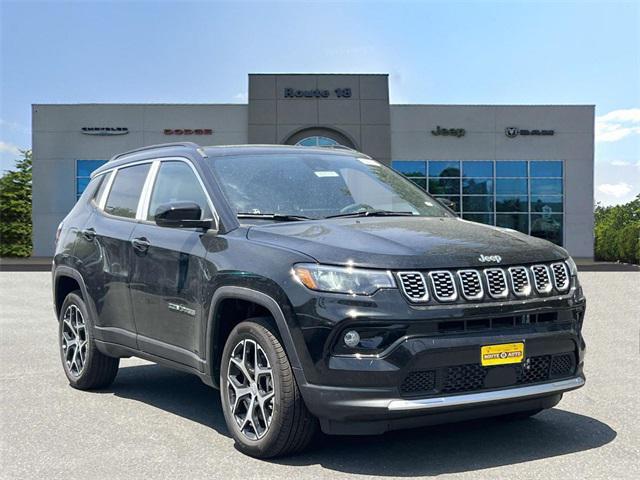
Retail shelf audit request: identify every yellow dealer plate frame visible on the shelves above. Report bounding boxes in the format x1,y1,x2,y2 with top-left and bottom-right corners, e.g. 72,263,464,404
481,342,525,366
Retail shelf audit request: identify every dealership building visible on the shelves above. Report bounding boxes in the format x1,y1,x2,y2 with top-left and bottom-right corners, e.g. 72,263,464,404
32,73,595,258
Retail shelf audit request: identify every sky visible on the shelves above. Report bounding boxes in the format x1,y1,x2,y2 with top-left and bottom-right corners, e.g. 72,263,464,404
1,0,638,205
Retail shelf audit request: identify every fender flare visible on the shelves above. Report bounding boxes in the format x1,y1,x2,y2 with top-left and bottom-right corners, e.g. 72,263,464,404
206,286,306,385
52,266,96,321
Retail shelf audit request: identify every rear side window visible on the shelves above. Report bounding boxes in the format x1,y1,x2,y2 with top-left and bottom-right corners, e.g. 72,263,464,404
104,164,151,218
147,161,212,220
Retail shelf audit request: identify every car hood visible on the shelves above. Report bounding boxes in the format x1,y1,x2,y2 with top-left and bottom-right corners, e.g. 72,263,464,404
246,216,566,269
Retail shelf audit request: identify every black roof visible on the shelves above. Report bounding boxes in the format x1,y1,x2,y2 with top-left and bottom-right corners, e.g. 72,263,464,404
92,143,368,177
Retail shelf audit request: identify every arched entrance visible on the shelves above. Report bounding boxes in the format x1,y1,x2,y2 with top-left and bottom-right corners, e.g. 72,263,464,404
284,127,356,149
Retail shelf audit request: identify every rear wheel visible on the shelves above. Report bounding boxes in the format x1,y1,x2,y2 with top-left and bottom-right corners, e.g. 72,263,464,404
58,291,119,389
220,317,317,458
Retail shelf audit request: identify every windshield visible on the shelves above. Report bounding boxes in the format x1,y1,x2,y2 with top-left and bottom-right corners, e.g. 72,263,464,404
208,153,451,219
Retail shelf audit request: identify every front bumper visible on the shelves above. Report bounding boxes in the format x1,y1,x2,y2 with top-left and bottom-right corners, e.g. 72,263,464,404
300,375,584,435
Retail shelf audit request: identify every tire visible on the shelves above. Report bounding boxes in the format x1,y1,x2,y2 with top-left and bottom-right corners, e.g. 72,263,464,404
58,290,119,390
220,317,318,458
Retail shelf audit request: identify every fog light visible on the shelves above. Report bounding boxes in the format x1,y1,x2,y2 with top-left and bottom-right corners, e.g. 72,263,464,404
343,330,360,348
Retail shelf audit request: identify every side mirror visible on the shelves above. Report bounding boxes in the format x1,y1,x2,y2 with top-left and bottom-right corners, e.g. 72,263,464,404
154,201,213,230
437,198,457,212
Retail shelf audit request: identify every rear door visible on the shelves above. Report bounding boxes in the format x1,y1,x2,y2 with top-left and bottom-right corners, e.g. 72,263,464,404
78,162,151,349
129,159,215,369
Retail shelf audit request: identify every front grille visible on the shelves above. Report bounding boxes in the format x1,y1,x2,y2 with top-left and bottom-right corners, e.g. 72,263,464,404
400,352,576,397
429,271,457,302
396,261,571,304
457,270,483,300
397,272,429,302
517,356,551,384
484,268,508,299
442,364,486,393
551,262,570,292
550,353,575,377
531,265,552,294
400,370,436,395
508,266,531,297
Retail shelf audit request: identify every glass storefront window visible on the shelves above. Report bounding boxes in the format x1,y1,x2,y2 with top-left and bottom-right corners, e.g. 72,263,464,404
531,214,563,245
429,161,460,177
496,213,529,234
462,161,493,177
463,178,493,194
463,195,494,212
496,161,527,177
531,178,563,195
496,178,528,195
531,195,563,213
393,161,427,177
76,159,107,200
530,161,562,177
496,195,528,212
392,159,565,245
429,178,460,195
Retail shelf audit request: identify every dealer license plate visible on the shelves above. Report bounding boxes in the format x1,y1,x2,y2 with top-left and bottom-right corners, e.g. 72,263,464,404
481,342,525,366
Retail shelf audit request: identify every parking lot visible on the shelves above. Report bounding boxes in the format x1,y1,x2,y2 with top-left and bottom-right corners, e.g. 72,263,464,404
1,270,638,479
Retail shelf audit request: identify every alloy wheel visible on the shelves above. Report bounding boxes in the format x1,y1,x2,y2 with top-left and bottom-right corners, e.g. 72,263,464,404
226,339,275,440
61,304,87,377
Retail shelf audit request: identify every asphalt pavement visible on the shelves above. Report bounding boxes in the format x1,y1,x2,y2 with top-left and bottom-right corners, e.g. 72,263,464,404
1,271,638,479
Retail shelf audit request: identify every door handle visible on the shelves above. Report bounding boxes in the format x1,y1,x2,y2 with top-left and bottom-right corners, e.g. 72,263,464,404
81,228,96,241
131,237,151,253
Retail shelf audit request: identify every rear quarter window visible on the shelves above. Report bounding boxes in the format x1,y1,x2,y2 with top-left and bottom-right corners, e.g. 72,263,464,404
104,164,151,219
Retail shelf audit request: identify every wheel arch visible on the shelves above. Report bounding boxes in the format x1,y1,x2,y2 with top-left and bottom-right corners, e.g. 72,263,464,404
206,286,306,388
53,266,94,320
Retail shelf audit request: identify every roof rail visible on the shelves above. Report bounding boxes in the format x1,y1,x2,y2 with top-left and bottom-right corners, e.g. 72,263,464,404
109,142,202,162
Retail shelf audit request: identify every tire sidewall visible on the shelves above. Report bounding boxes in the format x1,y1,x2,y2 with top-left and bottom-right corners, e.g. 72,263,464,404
220,321,286,456
58,291,95,388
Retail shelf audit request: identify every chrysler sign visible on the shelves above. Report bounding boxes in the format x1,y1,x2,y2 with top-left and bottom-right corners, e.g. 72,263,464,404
284,88,352,98
81,127,128,135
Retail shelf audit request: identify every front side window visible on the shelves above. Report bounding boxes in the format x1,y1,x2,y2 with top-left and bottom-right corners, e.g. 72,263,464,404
147,161,212,221
209,154,450,219
104,163,150,218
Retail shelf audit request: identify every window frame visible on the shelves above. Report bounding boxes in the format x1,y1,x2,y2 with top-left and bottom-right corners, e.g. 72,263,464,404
92,157,219,230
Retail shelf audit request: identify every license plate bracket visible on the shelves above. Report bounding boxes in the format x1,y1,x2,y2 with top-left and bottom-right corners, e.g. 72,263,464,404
481,342,525,366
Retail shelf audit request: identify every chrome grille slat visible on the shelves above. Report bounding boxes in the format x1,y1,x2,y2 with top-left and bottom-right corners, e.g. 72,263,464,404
508,266,531,297
531,265,552,294
484,268,509,299
397,272,429,302
551,262,570,292
428,271,458,302
457,270,484,300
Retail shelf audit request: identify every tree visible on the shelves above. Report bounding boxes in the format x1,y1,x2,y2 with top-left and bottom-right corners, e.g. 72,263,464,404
0,149,32,257
594,194,640,264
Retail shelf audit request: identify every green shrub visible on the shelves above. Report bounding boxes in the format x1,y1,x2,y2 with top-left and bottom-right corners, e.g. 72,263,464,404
0,149,32,257
594,194,640,264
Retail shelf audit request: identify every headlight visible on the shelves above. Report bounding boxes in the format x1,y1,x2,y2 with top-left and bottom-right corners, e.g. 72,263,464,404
292,263,396,295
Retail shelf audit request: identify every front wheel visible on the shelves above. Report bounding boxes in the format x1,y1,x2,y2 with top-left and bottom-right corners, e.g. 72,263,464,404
220,318,317,458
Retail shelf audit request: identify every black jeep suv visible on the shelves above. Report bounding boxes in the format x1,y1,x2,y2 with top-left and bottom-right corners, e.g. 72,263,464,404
53,142,586,458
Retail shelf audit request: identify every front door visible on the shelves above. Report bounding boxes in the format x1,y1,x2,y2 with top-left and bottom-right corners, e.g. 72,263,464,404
129,160,214,369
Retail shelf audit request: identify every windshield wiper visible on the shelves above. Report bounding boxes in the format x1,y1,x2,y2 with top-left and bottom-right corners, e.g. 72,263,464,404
324,210,415,219
237,213,313,222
